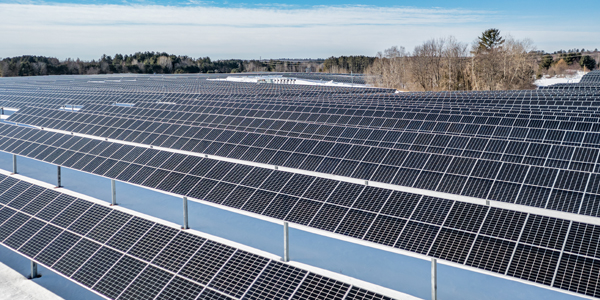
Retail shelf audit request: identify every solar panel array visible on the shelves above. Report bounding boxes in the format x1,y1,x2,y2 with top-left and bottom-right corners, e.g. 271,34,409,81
0,173,395,300
0,74,387,110
577,70,600,84
1,74,600,299
1,121,600,297
10,95,600,217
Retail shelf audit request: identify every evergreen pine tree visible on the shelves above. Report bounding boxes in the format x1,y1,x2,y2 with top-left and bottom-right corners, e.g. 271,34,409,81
476,28,505,52
580,55,597,71
540,55,554,70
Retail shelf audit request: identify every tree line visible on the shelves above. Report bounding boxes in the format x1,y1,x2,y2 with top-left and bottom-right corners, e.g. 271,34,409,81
0,52,244,77
365,29,559,91
2,36,597,91
539,50,598,76
321,56,375,73
0,52,372,77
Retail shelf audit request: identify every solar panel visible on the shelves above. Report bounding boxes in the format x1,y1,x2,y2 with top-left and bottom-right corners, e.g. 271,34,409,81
0,173,397,299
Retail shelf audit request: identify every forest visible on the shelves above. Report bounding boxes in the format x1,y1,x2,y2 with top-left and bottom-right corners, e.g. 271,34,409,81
0,53,372,77
1,30,598,92
366,29,599,91
0,53,246,77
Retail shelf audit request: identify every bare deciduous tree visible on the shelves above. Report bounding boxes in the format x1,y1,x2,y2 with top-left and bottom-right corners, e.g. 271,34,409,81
367,32,537,91
367,36,470,91
366,46,409,90
470,35,536,90
157,56,173,72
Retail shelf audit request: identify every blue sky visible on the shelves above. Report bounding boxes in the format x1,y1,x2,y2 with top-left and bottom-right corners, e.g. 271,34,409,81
0,0,598,60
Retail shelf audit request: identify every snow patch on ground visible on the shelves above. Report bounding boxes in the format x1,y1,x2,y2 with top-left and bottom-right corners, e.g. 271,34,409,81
0,260,63,300
535,71,586,87
209,75,369,88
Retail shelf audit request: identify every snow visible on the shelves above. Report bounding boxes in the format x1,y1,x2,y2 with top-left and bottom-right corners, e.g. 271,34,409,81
0,260,63,300
0,244,104,300
534,71,586,87
209,75,370,88
1,109,17,119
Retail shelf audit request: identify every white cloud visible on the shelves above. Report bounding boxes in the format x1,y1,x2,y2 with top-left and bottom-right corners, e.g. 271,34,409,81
0,3,593,60
1,4,493,27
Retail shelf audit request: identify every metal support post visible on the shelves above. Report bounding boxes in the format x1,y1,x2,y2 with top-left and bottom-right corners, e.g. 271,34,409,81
431,258,437,300
182,196,189,229
283,221,289,262
56,166,62,187
110,179,117,206
30,261,39,279
12,154,17,174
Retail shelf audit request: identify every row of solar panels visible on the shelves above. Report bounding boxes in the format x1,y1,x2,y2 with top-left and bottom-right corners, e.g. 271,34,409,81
2,85,600,106
0,173,396,300
6,91,600,129
75,100,600,134
11,103,600,170
15,105,600,160
579,70,600,84
539,84,600,90
158,100,600,123
7,104,600,131
1,90,597,112
0,77,593,99
2,88,598,103
5,106,600,136
124,99,600,125
0,122,599,297
127,102,600,127
8,108,600,217
2,77,600,101
58,102,600,149
0,75,385,95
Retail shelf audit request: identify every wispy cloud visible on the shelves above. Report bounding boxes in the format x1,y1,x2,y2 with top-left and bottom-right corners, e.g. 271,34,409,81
1,4,495,27
0,3,593,60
